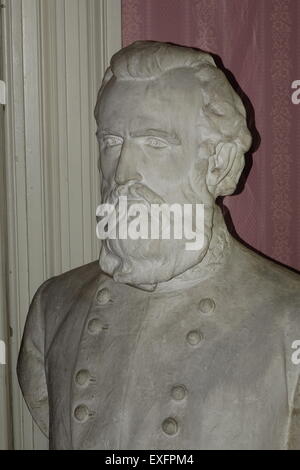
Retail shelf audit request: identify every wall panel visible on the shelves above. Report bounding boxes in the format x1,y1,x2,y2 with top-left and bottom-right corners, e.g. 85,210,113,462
0,1,12,450
2,0,121,449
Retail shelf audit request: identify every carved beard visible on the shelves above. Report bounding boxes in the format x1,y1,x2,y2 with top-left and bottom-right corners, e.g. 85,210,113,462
99,181,214,288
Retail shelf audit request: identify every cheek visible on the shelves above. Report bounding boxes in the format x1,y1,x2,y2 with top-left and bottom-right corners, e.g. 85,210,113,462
191,159,209,187
140,148,192,184
138,157,194,204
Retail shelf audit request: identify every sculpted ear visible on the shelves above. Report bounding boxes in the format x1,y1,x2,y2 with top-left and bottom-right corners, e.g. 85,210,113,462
206,142,244,197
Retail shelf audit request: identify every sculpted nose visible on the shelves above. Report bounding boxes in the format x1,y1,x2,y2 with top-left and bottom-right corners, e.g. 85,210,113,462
115,140,142,185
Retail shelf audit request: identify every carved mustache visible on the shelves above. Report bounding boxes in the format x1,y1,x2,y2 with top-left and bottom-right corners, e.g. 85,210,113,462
106,183,166,207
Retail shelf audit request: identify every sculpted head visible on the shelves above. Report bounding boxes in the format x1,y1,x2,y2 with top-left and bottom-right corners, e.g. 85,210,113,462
94,41,252,288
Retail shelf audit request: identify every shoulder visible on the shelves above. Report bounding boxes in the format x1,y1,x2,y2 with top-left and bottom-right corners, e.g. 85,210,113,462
41,260,101,291
230,238,300,300
227,240,300,396
34,260,104,309
230,239,300,332
24,260,105,336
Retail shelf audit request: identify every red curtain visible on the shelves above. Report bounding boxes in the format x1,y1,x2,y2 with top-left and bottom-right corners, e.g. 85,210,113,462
122,0,300,272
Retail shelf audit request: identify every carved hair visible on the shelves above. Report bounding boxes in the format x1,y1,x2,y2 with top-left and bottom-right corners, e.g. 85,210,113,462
94,41,252,195
95,41,251,150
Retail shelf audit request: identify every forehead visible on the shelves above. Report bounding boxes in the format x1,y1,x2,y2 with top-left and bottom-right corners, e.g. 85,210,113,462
97,70,204,134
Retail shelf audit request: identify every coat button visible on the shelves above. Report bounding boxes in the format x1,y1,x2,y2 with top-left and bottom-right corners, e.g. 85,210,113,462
87,318,104,334
199,297,215,314
171,385,187,401
186,329,203,346
75,369,92,386
74,405,92,422
162,417,178,436
96,288,111,305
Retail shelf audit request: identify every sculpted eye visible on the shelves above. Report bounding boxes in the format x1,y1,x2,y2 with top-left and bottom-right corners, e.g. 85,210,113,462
103,135,123,147
146,137,168,148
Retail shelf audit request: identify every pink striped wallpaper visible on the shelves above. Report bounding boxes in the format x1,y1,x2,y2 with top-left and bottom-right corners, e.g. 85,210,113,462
122,0,300,271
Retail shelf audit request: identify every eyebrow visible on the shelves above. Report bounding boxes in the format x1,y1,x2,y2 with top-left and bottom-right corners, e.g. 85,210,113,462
97,127,181,146
97,128,123,138
130,129,181,145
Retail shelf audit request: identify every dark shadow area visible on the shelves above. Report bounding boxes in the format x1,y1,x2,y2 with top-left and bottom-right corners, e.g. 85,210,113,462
210,52,261,195
211,52,298,274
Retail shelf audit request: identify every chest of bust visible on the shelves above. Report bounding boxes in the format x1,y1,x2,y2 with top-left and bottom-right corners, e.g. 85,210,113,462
46,277,290,449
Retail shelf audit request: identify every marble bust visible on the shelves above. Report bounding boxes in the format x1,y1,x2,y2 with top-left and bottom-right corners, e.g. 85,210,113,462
18,41,300,450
